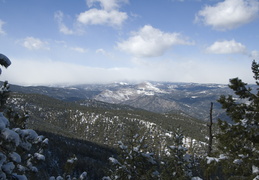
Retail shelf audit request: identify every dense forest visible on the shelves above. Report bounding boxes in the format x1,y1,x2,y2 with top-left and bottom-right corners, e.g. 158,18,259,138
0,54,258,179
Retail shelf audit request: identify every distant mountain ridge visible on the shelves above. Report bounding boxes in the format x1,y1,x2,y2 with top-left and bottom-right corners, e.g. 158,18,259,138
8,81,238,121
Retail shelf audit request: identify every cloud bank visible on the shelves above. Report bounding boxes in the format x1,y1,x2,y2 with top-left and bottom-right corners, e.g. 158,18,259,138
2,57,254,86
195,0,259,31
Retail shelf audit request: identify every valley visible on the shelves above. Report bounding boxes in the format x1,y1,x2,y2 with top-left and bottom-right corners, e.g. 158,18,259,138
3,81,239,179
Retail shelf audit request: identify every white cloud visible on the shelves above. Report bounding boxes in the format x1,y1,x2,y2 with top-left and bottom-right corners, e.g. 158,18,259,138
117,25,194,57
77,0,128,27
54,11,75,35
0,19,6,35
206,40,247,54
77,9,127,27
195,0,259,31
86,0,128,11
250,50,259,60
96,48,106,54
22,37,49,50
70,47,88,53
55,1,128,32
95,48,114,58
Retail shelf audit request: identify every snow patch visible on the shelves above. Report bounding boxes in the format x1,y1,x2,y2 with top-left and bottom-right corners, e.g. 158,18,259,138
191,177,203,180
109,157,120,165
253,165,259,174
34,153,45,161
233,159,243,165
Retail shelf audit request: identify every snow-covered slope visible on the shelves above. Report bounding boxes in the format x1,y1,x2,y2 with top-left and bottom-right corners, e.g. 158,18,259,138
94,82,167,103
92,82,233,121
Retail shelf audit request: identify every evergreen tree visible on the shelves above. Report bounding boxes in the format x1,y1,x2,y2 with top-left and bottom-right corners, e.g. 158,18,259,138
161,128,193,180
0,54,48,179
214,60,259,179
108,133,159,180
0,81,10,112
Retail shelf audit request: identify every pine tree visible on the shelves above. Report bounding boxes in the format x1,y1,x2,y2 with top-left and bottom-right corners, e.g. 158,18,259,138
108,133,159,180
161,128,193,180
0,81,10,112
215,60,259,179
0,54,48,179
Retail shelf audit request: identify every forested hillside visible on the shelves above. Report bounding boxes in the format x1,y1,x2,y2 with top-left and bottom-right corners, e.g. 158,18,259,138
7,92,208,143
3,92,209,179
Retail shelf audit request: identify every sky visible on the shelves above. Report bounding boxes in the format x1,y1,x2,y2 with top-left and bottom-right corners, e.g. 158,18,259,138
0,0,259,86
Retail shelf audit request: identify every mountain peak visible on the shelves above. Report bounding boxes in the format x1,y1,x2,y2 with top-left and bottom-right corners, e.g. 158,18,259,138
137,82,163,93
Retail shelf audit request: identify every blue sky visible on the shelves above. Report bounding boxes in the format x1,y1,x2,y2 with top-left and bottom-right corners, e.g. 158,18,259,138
0,0,259,85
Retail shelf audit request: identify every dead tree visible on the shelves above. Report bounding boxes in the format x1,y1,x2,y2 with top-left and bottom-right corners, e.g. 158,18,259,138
207,102,213,156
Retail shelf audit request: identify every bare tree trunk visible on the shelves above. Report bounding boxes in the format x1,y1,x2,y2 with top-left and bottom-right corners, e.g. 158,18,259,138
207,102,213,156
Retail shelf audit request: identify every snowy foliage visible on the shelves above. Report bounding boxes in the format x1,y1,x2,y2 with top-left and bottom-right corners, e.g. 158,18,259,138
0,53,11,75
0,112,48,179
66,156,77,164
0,81,10,112
161,128,198,179
79,172,87,179
108,130,203,180
108,134,159,180
0,63,48,180
191,177,203,180
49,171,88,180
204,60,259,179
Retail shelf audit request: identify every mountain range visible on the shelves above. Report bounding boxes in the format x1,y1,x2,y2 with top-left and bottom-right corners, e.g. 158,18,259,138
10,81,236,122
